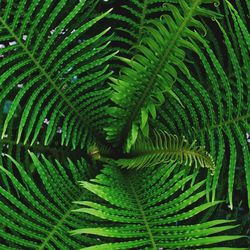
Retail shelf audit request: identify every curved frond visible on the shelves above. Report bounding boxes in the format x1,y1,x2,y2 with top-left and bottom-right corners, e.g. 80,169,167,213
0,1,248,249
72,164,244,249
0,152,100,249
105,0,219,151
0,1,114,149
115,130,215,173
157,1,250,209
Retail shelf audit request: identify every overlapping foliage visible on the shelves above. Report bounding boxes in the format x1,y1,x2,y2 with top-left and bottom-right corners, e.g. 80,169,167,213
108,0,173,56
0,0,249,249
115,130,215,172
0,152,99,249
156,0,250,210
0,0,113,150
72,163,244,249
105,0,220,151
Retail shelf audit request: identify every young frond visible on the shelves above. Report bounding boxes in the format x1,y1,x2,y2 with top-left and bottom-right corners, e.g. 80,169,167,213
0,1,114,149
105,0,219,151
72,164,244,250
115,130,215,173
0,152,100,249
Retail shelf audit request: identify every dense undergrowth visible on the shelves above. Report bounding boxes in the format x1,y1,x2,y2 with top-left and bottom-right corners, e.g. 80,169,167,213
0,0,249,249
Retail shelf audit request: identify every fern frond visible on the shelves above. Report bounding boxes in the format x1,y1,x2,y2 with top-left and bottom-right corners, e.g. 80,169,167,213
72,164,244,249
109,0,172,56
0,98,88,195
157,2,250,209
0,106,27,191
105,0,219,151
0,1,114,149
0,1,248,248
0,152,100,249
115,130,215,173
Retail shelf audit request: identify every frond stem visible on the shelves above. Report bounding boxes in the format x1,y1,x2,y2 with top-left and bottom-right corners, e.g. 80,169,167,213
137,0,148,44
128,177,157,250
1,138,73,155
128,148,207,159
38,192,84,250
193,113,250,135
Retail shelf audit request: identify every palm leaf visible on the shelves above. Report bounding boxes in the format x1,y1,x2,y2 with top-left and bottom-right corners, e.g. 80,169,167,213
115,130,215,173
72,163,245,249
0,152,101,249
0,1,115,149
105,0,219,151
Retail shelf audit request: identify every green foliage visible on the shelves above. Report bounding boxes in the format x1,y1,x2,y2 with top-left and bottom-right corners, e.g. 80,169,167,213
0,0,249,249
0,152,99,249
115,130,215,172
156,0,250,210
0,1,113,149
105,0,220,151
71,163,244,249
108,0,175,55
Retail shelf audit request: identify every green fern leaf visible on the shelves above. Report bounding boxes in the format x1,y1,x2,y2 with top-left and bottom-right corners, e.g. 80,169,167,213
0,2,114,149
0,152,100,249
0,1,249,248
105,0,219,151
72,163,244,249
157,2,250,209
108,0,172,57
115,130,215,173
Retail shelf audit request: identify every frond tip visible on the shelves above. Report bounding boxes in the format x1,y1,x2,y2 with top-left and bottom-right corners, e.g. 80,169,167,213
116,130,215,173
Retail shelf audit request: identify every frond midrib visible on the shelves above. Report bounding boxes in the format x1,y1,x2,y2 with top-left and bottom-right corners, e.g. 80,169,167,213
137,0,148,44
193,112,250,135
129,148,208,160
1,138,73,155
120,0,201,147
0,16,87,128
38,192,84,250
128,177,157,250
